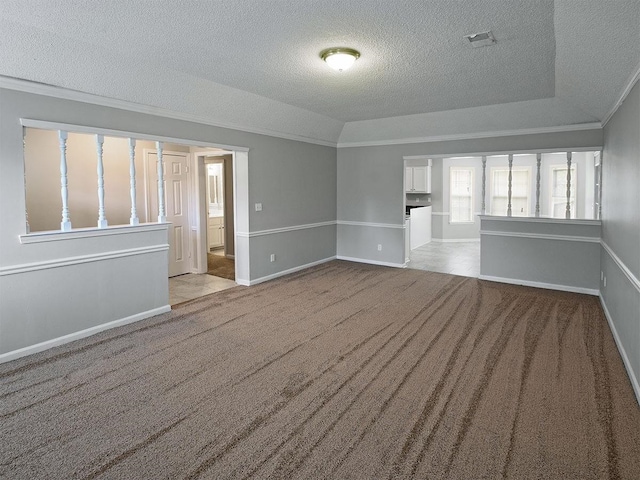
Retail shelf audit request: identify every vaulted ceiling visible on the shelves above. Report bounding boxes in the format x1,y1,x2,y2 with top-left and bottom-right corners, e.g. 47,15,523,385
1,1,638,145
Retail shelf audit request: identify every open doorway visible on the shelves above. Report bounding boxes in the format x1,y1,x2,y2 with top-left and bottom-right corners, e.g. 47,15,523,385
168,148,240,305
191,149,236,283
204,154,235,281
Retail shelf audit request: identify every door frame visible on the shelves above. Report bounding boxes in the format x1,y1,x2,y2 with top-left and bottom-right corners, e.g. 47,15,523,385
193,149,242,281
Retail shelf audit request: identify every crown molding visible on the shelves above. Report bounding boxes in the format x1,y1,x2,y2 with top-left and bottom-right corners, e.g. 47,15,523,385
0,76,338,148
337,122,603,148
601,63,640,128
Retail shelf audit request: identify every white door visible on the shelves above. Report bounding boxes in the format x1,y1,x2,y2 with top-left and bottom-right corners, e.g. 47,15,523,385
147,151,190,277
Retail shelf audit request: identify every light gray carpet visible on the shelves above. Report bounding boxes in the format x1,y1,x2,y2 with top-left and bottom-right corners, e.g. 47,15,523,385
1,260,639,479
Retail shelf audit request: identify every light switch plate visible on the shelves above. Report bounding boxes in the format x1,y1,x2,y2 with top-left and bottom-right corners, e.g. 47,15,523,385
255,203,262,212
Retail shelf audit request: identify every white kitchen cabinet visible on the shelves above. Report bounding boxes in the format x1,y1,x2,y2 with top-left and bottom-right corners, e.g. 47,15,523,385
208,216,225,249
405,166,431,193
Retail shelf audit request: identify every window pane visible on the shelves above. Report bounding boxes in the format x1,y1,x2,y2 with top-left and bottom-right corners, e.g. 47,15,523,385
491,168,530,217
550,165,576,218
450,167,473,223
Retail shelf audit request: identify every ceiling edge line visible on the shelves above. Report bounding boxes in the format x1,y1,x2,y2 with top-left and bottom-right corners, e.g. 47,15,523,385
601,63,640,128
337,123,603,149
0,76,338,148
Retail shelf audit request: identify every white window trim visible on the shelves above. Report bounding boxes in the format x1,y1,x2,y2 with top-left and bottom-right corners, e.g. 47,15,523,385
489,166,533,217
549,164,578,219
449,166,475,224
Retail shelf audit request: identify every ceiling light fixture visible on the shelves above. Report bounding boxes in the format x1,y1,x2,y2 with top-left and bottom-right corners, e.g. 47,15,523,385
320,48,360,72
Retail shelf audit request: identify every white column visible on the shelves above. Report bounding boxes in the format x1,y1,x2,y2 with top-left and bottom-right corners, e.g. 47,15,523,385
535,153,542,217
507,154,513,217
156,141,167,223
58,130,72,231
566,151,572,219
128,138,139,225
96,134,108,228
481,156,487,215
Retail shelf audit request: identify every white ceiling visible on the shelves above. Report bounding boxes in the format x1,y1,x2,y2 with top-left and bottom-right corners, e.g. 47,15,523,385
1,1,638,145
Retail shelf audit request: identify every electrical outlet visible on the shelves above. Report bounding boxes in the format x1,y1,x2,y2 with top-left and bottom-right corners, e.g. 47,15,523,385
270,253,276,262
255,203,263,212
377,244,382,251
601,271,604,281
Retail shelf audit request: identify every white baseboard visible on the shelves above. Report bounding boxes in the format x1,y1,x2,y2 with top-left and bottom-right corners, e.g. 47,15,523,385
599,296,640,406
240,256,337,286
431,238,481,243
226,254,235,259
337,255,406,269
0,305,171,364
478,275,599,296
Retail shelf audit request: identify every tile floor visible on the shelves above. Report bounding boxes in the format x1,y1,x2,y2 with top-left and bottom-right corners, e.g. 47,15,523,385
407,241,480,278
169,273,237,306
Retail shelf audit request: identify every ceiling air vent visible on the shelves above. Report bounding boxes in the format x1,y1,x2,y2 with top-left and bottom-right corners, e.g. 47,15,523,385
464,31,496,48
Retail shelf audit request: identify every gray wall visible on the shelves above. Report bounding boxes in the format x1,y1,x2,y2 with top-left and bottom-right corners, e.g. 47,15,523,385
0,87,337,357
0,88,337,275
480,217,601,293
601,80,640,400
337,129,603,264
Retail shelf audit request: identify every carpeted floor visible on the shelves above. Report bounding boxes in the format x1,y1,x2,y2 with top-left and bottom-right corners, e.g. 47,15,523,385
207,253,235,281
1,261,639,479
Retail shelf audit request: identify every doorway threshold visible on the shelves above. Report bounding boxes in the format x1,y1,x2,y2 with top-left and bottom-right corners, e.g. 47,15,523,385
169,273,236,306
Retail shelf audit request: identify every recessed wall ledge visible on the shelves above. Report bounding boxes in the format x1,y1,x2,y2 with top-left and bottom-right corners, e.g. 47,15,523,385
19,223,171,244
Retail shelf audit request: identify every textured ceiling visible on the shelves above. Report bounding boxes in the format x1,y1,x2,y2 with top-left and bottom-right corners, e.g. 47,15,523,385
1,1,638,145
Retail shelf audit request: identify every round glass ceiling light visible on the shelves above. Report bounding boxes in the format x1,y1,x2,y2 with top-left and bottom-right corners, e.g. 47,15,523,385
320,48,360,72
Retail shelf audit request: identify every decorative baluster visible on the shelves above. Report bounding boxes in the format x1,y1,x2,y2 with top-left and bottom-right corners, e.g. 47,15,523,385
156,141,167,222
481,156,487,215
566,152,572,219
58,131,72,231
23,132,30,234
128,138,139,225
507,154,513,217
96,134,108,228
535,153,541,217
598,150,603,220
